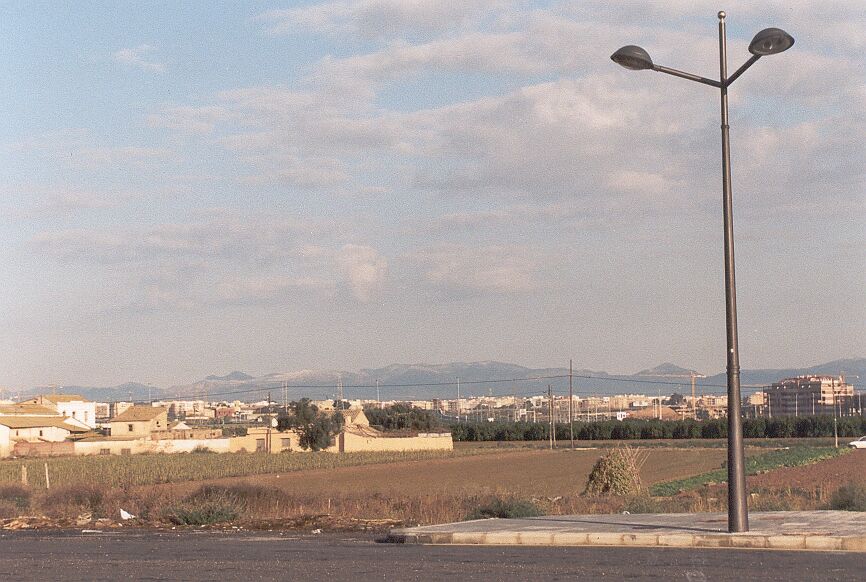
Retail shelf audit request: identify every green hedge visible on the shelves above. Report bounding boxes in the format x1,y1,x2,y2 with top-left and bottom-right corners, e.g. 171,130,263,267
449,415,866,442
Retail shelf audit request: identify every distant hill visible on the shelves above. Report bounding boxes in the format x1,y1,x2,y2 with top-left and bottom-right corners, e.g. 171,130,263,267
636,363,698,377
23,358,864,403
20,382,163,403
204,371,254,382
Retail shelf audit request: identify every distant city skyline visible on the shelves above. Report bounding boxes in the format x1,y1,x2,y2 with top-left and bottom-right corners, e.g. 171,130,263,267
2,1,864,389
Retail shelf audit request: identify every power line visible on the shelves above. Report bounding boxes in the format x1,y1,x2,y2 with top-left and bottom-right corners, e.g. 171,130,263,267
152,370,861,403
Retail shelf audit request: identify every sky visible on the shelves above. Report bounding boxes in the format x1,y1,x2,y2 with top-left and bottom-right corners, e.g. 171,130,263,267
1,0,864,389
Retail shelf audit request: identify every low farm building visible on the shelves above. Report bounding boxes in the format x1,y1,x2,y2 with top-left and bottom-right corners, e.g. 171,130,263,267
19,394,97,428
109,406,168,438
333,408,453,453
0,416,89,457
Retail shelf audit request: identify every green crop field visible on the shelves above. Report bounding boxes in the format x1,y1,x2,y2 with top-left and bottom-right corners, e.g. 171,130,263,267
650,446,852,496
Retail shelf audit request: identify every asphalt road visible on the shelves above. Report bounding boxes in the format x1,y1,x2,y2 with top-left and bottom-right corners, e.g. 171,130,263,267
0,530,863,581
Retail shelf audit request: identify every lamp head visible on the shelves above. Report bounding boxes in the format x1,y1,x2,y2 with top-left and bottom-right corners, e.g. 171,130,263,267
610,45,654,70
748,28,795,55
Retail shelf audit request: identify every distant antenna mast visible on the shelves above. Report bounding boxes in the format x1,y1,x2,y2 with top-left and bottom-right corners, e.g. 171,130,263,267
456,377,461,422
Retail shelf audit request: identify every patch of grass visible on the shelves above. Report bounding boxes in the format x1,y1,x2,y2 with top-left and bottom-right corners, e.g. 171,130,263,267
650,447,851,496
465,497,542,520
829,483,866,512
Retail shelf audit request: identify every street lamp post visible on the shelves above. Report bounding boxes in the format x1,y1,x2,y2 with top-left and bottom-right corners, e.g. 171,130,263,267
611,12,794,533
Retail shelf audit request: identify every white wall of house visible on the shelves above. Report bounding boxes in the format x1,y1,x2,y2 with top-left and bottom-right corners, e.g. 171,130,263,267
56,401,97,428
0,425,11,458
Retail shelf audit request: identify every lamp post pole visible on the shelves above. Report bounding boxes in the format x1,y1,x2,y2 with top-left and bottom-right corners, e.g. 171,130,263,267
717,11,748,534
610,11,794,533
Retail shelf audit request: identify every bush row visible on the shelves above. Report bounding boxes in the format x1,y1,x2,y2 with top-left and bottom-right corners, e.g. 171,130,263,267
449,415,866,442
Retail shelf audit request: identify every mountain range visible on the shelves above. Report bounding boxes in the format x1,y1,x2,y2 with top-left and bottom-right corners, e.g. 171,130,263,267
16,358,865,404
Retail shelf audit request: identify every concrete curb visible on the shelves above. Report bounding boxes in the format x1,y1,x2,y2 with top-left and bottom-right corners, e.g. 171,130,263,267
388,529,866,551
388,512,866,552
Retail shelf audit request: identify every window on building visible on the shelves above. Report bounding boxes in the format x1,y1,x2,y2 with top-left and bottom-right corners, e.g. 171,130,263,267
255,438,266,452
39,430,43,437
281,438,292,450
121,448,131,455
128,424,134,432
72,411,76,418
100,448,110,455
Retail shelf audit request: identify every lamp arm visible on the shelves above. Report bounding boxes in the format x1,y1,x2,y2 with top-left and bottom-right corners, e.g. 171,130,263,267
724,54,761,87
652,65,721,88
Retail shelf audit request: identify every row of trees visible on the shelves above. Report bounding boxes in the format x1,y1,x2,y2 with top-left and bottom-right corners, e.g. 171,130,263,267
449,415,866,442
363,404,439,432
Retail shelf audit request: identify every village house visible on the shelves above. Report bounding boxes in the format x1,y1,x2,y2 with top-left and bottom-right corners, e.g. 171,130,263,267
0,416,89,457
334,408,453,453
109,406,168,438
18,394,97,428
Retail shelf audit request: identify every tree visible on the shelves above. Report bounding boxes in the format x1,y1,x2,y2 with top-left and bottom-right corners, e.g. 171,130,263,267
277,399,345,451
668,393,685,406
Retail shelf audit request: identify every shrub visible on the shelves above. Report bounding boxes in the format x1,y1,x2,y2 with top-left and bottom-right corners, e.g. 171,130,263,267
0,500,20,519
829,483,866,512
163,502,239,525
42,484,105,518
191,446,214,454
584,446,648,496
0,485,31,511
465,497,541,520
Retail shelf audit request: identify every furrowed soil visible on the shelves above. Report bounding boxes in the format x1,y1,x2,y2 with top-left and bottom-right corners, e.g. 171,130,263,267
749,449,866,491
144,448,727,499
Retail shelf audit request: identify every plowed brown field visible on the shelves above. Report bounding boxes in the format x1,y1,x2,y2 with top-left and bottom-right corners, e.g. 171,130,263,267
749,449,866,491
151,448,727,498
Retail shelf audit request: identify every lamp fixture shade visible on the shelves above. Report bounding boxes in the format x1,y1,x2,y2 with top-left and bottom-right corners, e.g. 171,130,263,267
610,45,654,70
748,28,795,55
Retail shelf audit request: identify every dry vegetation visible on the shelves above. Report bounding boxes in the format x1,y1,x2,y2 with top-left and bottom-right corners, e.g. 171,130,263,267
2,446,860,531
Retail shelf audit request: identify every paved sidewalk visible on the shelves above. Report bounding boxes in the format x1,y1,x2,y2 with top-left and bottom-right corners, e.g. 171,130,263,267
390,511,866,551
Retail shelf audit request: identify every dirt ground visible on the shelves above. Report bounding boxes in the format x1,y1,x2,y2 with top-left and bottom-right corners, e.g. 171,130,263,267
146,448,728,499
749,449,866,491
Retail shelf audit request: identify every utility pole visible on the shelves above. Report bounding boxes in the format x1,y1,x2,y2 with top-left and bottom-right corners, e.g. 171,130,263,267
691,372,697,419
548,385,554,450
569,359,575,450
833,387,839,448
376,378,381,409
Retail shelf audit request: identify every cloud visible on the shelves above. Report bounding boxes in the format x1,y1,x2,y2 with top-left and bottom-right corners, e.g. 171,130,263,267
17,189,126,219
147,106,233,134
216,275,333,303
257,0,506,39
28,212,390,309
113,44,165,73
408,244,540,297
337,244,388,302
